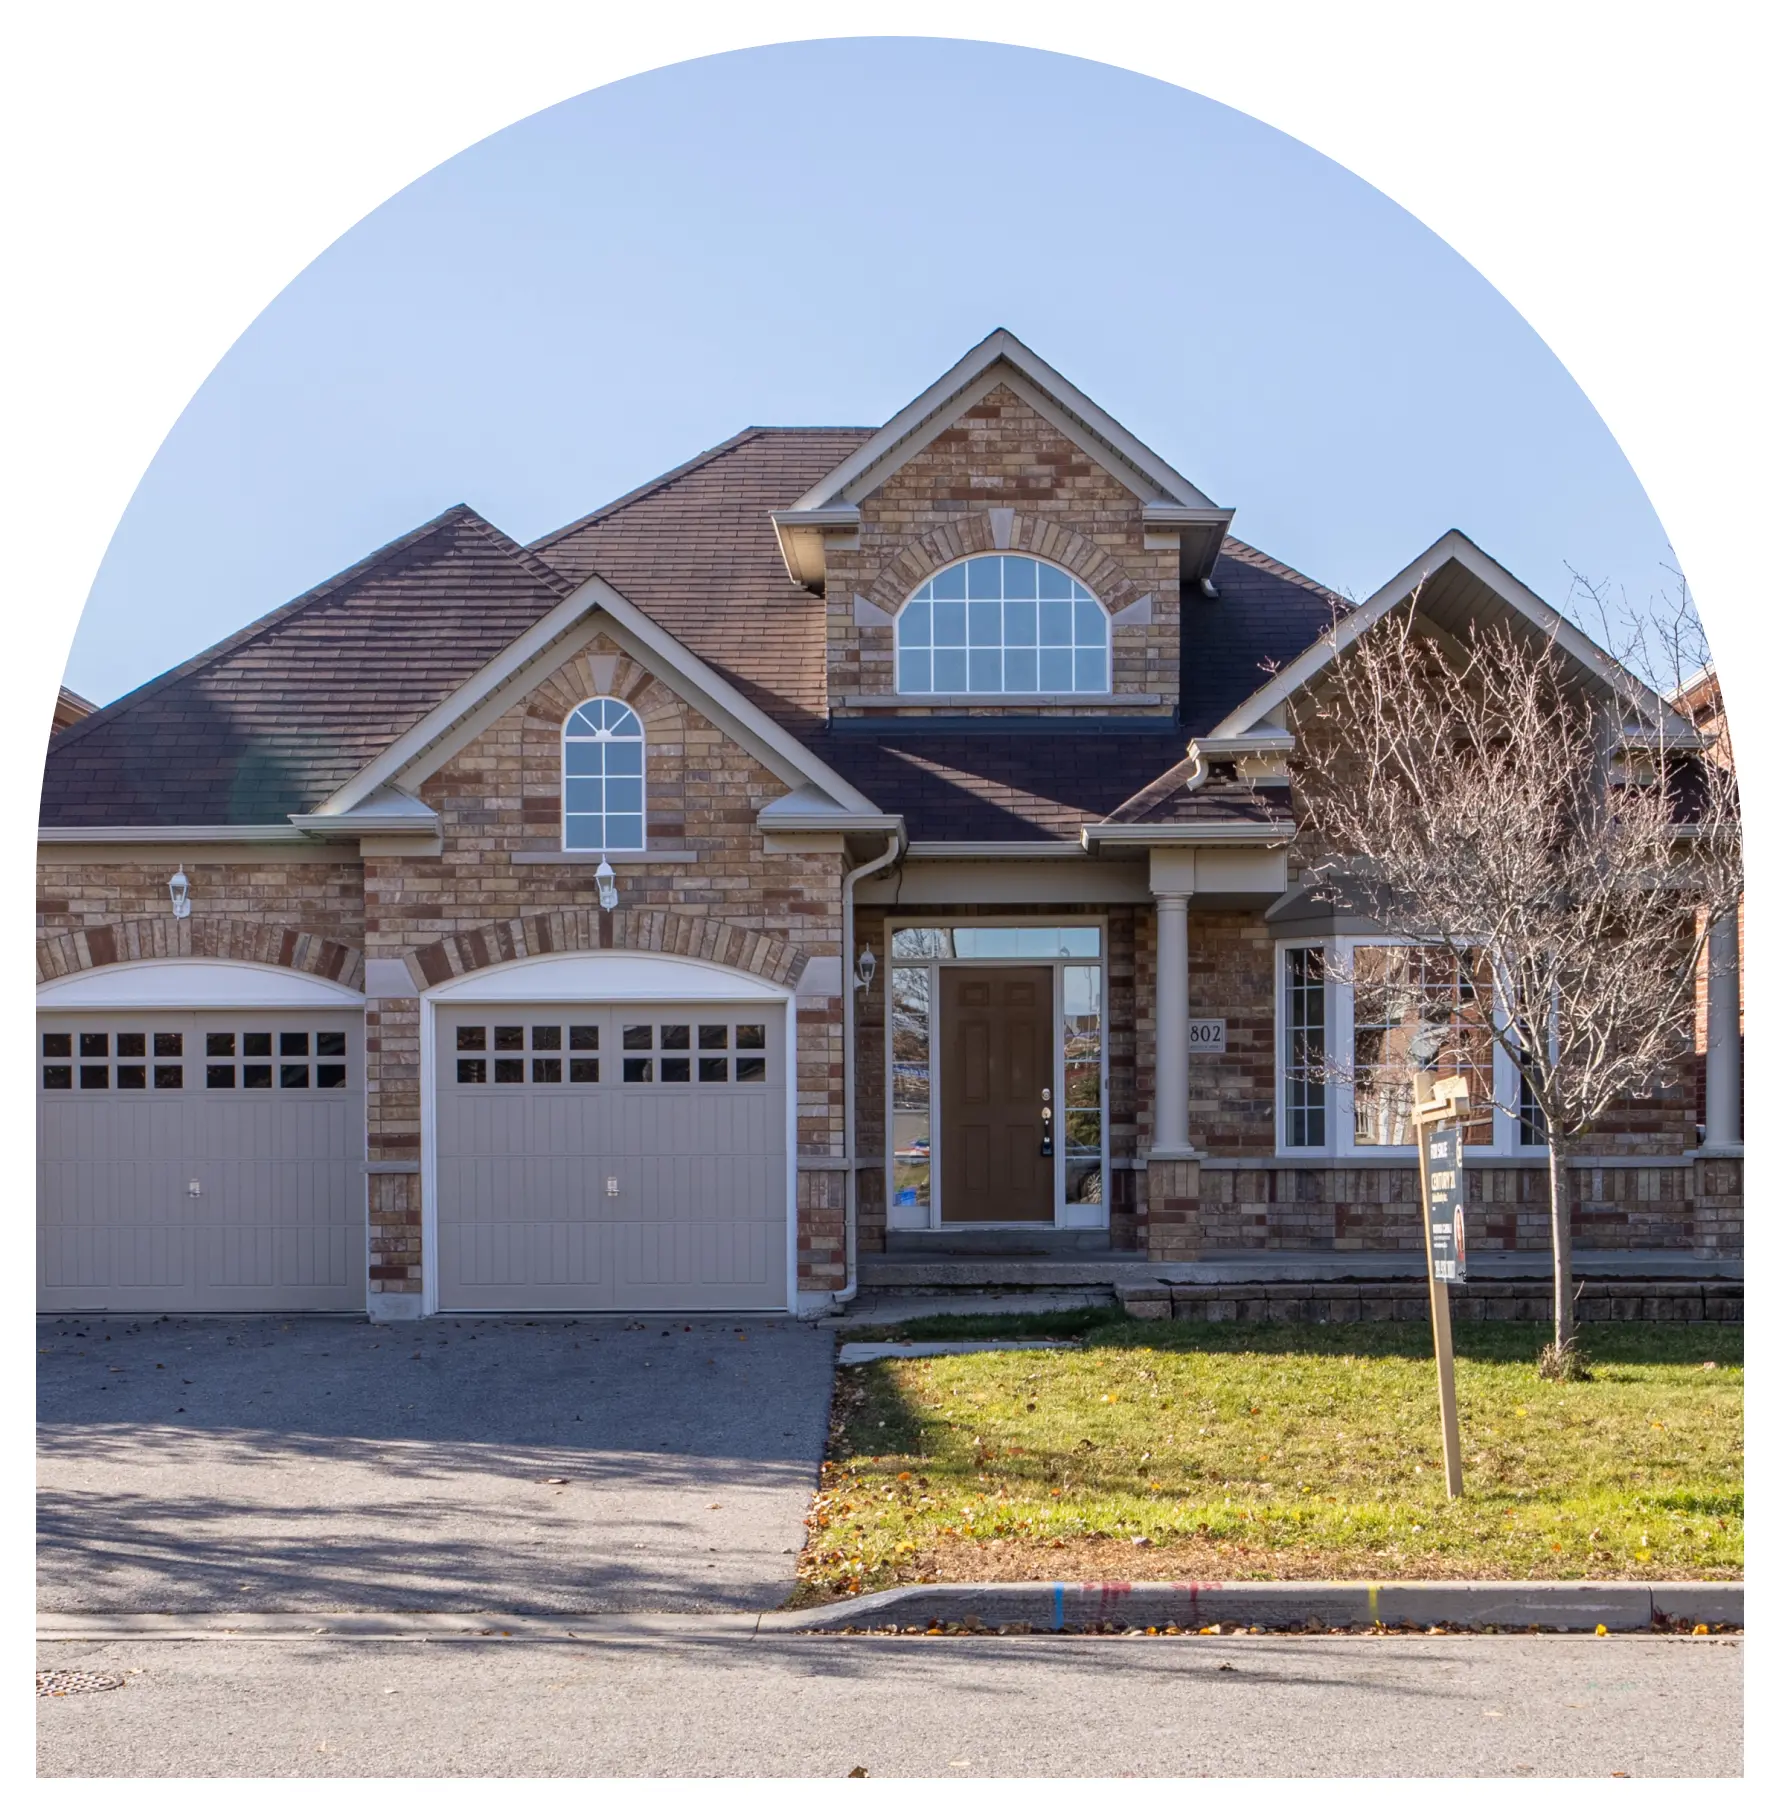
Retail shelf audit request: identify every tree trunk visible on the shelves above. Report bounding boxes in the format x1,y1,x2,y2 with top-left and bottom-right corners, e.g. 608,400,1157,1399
1547,1139,1574,1353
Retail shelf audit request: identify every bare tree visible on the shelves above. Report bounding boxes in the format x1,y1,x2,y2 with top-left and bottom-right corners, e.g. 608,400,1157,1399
1289,595,1740,1374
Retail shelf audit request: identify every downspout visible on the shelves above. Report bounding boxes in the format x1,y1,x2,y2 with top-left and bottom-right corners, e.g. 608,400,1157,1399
835,827,904,1305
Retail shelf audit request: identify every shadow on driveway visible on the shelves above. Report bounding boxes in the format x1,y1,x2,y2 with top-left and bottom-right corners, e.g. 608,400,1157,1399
38,1314,834,1614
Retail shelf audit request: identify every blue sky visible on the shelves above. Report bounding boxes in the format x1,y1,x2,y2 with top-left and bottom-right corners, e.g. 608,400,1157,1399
65,36,1679,706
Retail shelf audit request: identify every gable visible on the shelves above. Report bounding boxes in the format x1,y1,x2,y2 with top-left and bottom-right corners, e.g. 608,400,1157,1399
774,330,1233,594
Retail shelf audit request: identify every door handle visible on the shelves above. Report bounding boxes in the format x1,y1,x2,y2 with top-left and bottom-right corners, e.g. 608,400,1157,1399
1040,1102,1054,1159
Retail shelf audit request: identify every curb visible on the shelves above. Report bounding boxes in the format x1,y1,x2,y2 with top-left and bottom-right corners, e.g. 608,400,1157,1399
759,1579,1744,1634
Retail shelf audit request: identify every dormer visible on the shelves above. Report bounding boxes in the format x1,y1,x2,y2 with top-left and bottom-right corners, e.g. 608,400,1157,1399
774,330,1233,721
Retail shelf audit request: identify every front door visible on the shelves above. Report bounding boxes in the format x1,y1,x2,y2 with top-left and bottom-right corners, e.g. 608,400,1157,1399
939,966,1054,1223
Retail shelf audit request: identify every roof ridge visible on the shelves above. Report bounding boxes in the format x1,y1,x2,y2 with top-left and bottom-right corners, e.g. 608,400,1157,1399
526,429,768,551
49,504,492,756
454,506,576,598
526,425,877,552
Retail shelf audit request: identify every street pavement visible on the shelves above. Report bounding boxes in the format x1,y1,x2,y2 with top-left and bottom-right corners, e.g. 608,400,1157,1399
37,1313,834,1613
36,1631,1741,1777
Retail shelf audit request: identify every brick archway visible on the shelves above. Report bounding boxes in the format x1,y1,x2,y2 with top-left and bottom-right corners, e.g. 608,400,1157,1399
404,907,808,993
861,510,1145,617
36,918,365,990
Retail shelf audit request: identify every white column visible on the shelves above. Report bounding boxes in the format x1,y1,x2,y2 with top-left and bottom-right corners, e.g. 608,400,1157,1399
1152,890,1196,1157
1703,911,1742,1151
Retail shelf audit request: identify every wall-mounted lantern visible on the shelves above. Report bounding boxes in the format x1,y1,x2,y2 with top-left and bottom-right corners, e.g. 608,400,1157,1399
854,941,877,996
168,867,192,920
595,856,619,914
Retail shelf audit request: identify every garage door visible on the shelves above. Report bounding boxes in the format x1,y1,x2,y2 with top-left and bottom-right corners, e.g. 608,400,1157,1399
37,1010,366,1313
435,1001,788,1311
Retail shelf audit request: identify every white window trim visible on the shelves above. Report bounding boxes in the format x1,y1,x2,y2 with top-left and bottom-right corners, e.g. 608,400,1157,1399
1274,935,1548,1158
561,697,646,854
893,556,1112,699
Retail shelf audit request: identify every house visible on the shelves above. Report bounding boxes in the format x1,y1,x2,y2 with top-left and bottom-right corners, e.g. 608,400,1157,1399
35,331,1743,1318
51,685,95,736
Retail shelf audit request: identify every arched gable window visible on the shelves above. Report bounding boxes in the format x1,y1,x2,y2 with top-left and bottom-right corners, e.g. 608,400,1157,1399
563,698,645,851
896,555,1110,695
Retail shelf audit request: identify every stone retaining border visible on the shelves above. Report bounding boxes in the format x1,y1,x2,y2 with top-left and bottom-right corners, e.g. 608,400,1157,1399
1116,1278,1744,1324
763,1579,1743,1634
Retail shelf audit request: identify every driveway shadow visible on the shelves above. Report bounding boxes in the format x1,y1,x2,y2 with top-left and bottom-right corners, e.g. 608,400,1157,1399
38,1314,835,1614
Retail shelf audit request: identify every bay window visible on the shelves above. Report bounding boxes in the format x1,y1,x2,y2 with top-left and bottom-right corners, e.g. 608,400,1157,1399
1276,937,1544,1155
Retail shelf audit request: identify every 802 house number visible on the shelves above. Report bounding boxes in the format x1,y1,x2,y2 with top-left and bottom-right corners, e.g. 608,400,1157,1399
1188,1019,1227,1053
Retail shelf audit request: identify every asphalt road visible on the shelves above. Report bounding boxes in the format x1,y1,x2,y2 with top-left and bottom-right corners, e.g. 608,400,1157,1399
36,1633,1742,1777
37,1313,834,1612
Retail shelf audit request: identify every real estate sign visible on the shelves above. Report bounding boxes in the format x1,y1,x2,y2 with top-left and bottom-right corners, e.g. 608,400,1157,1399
1425,1121,1467,1284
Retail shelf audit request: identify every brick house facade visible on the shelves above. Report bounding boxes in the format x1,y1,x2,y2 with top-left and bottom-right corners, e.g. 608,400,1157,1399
36,331,1742,1317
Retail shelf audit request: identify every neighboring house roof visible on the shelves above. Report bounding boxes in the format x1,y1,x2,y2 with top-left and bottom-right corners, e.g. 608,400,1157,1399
40,507,571,827
51,685,96,735
532,427,872,733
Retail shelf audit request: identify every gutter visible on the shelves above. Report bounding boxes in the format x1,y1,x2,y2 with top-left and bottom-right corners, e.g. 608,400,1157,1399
836,827,904,1306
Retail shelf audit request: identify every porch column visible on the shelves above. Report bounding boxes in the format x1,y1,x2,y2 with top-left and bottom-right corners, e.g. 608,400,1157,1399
1703,911,1742,1151
1152,889,1196,1157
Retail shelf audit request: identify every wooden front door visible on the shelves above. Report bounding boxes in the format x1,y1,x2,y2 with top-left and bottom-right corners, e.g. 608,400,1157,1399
939,966,1054,1223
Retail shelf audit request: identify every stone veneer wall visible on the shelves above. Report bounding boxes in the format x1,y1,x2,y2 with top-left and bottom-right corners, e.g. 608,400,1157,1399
823,385,1182,718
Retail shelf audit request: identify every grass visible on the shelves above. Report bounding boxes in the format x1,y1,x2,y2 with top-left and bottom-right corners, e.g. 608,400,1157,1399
797,1316,1743,1603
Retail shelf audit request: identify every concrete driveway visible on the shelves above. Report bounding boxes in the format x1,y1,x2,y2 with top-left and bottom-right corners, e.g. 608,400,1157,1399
37,1314,834,1615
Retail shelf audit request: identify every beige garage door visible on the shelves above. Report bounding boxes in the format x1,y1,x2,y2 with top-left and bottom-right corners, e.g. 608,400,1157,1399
435,1001,788,1311
37,1010,366,1313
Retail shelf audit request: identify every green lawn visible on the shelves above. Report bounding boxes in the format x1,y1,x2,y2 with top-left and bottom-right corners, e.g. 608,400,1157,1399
798,1318,1742,1602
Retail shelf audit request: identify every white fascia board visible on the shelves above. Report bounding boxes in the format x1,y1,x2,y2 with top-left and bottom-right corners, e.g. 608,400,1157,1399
1203,529,1696,742
289,787,440,838
1082,821,1297,847
310,574,885,821
1188,733,1297,757
902,840,1094,859
790,329,1218,514
757,786,903,836
37,823,310,843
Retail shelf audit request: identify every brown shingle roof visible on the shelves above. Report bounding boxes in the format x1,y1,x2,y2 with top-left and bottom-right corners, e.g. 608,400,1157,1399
804,722,1282,843
41,506,570,827
532,427,872,733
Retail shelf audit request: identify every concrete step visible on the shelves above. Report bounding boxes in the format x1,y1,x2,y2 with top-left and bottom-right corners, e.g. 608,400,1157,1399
857,1248,1741,1290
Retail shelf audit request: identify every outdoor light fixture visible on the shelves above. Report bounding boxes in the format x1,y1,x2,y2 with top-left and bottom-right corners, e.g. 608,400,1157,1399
854,941,877,995
168,867,191,920
595,856,619,913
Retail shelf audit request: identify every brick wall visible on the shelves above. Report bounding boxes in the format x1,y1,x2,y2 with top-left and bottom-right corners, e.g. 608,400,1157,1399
824,385,1181,717
36,854,366,971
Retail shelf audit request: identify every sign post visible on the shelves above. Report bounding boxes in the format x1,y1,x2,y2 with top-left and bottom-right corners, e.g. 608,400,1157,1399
1412,1071,1467,1498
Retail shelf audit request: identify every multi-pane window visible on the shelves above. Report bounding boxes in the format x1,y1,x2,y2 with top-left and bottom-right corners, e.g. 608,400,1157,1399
451,1019,767,1086
1278,940,1518,1153
39,1026,346,1092
1283,946,1326,1149
562,697,644,852
896,556,1110,695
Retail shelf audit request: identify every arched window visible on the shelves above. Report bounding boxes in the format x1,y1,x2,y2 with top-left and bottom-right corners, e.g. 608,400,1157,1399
896,555,1110,695
562,698,645,851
